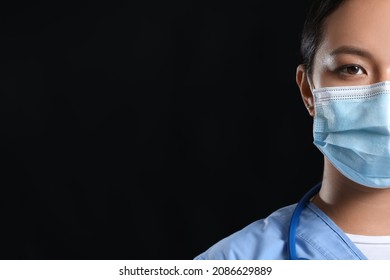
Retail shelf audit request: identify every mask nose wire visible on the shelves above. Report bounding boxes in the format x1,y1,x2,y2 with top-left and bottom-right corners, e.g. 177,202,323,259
287,182,322,260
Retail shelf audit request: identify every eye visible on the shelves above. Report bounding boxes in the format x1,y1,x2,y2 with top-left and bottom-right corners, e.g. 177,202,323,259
338,64,365,75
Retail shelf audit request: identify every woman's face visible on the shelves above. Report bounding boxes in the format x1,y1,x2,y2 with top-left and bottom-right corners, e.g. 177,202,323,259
311,0,390,89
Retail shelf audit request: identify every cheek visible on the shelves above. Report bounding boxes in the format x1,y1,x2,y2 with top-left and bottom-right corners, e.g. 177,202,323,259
310,64,331,89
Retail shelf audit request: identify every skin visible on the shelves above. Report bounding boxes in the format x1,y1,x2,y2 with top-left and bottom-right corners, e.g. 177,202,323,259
296,0,390,235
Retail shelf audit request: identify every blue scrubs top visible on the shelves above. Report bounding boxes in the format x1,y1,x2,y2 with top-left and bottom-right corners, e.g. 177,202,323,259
194,202,368,260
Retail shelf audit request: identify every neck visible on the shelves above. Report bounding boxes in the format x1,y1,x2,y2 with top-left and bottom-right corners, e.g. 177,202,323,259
313,159,390,235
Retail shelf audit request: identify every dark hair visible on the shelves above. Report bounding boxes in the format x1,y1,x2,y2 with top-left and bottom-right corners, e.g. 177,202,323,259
300,0,345,76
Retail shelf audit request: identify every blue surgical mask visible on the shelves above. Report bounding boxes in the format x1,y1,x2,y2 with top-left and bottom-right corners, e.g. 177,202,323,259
313,81,390,188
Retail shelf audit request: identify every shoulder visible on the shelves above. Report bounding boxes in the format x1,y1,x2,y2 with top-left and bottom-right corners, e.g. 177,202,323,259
194,204,296,260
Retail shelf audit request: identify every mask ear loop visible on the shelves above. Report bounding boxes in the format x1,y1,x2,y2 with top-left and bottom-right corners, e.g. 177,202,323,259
305,74,316,110
287,182,322,260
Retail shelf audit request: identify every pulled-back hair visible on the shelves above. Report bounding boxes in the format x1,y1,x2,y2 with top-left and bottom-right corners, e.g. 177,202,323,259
300,0,345,76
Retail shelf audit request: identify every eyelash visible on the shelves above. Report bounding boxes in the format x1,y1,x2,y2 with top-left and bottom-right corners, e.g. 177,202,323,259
336,64,366,76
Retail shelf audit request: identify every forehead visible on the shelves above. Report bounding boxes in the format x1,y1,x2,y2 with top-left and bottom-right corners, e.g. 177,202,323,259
319,0,390,56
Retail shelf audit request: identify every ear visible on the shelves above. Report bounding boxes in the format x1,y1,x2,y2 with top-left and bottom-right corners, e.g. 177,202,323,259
296,64,315,117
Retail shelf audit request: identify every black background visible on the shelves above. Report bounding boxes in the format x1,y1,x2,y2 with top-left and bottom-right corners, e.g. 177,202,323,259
0,0,323,259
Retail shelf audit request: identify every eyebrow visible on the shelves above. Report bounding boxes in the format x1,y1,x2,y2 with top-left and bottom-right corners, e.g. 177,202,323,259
329,45,373,59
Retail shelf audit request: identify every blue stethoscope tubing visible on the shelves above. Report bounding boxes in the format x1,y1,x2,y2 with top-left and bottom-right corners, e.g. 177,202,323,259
287,182,322,260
